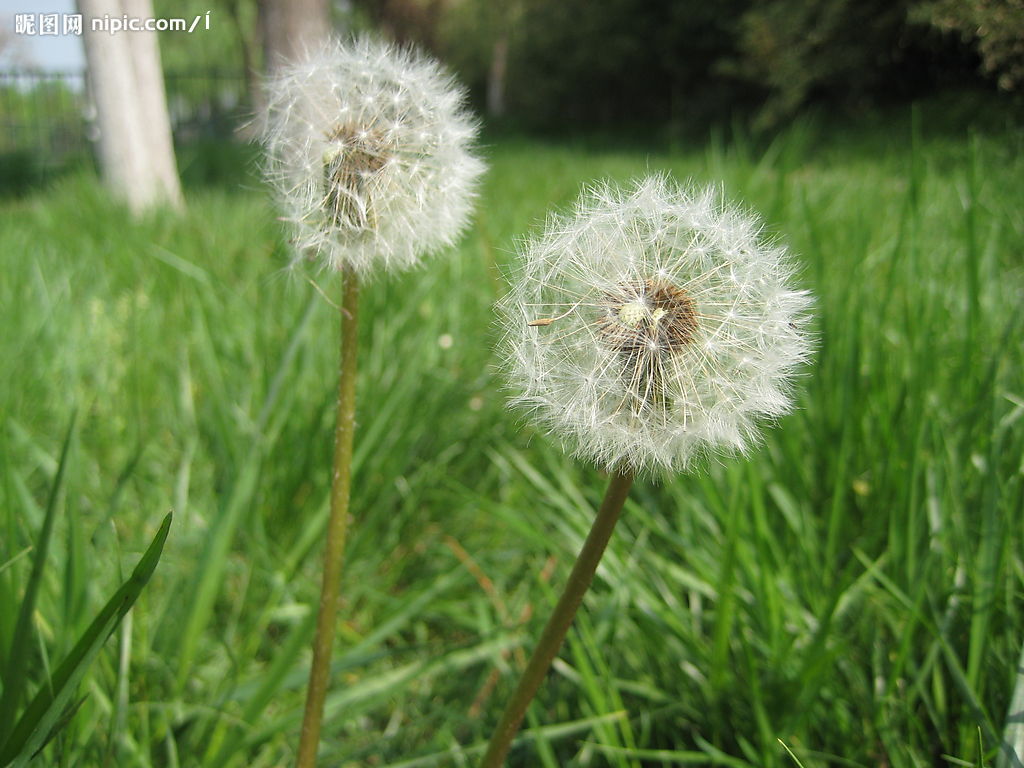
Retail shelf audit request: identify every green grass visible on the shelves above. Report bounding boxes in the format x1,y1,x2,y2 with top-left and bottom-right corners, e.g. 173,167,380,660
1,109,1023,767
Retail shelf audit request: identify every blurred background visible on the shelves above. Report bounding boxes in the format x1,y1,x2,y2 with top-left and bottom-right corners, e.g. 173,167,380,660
2,2,1023,767
1,0,1023,193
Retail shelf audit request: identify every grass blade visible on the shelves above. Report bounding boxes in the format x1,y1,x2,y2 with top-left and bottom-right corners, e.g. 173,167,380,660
0,412,75,747
0,512,172,767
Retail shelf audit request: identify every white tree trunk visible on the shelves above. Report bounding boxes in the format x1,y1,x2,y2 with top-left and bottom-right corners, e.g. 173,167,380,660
124,0,181,206
79,0,183,213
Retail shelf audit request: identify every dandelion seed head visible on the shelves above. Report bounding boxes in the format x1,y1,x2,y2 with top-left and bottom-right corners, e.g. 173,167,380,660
498,175,814,475
258,36,485,277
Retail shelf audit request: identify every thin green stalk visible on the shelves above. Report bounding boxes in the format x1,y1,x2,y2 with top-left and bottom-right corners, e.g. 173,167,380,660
997,636,1024,768
296,271,360,768
480,469,635,768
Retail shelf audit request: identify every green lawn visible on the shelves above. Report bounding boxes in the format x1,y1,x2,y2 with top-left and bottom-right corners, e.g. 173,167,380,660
1,110,1022,767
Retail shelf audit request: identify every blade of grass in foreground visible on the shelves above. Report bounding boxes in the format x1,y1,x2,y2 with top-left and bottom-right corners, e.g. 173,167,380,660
0,512,172,767
0,412,76,745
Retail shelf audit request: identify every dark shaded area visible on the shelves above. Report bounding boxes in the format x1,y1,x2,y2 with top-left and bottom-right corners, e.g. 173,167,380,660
0,149,97,199
492,0,757,129
4,0,1024,197
370,0,1023,134
176,138,262,189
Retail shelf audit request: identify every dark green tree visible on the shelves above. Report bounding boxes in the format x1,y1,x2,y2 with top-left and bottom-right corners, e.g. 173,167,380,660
912,0,1024,90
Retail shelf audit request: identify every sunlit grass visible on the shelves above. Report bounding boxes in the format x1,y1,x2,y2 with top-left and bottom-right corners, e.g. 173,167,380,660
1,110,1022,766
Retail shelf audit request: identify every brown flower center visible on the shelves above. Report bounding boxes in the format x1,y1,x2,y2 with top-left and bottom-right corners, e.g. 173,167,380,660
322,124,389,229
598,279,698,355
597,279,698,409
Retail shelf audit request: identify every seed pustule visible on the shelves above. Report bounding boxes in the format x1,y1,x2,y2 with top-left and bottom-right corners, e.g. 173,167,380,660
597,279,698,411
321,123,389,229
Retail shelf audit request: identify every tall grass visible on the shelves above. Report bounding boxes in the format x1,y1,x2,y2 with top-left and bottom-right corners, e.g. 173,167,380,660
1,109,1022,766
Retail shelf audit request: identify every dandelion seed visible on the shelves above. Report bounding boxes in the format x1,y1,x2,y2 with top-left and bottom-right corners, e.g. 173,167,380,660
257,37,485,768
499,174,813,474
258,36,485,277
482,175,813,768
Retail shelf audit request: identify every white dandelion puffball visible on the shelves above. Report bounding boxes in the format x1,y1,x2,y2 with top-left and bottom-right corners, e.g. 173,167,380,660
500,175,813,475
259,37,485,276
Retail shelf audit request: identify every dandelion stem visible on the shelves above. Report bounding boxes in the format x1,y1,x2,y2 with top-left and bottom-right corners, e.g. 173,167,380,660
296,270,360,768
479,469,635,767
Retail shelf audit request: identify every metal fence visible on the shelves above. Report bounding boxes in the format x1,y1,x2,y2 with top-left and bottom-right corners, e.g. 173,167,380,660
0,68,249,164
0,70,88,159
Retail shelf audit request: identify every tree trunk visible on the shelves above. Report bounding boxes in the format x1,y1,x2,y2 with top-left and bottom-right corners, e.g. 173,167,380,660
79,0,183,213
124,0,182,206
259,0,330,73
225,0,264,138
487,35,508,118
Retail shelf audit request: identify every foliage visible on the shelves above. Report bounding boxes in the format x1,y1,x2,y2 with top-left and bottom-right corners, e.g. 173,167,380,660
151,0,253,75
35,0,1004,133
0,75,87,156
436,0,749,128
721,0,920,126
0,110,1022,765
912,0,1024,90
130,0,1022,130
387,0,1007,129
0,417,171,767
146,0,255,132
